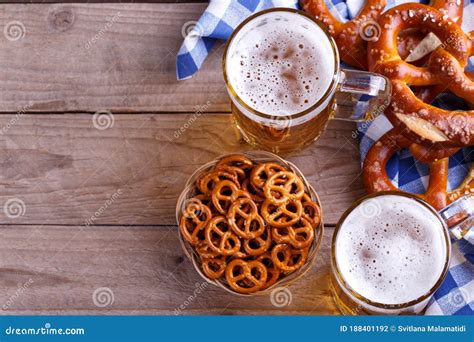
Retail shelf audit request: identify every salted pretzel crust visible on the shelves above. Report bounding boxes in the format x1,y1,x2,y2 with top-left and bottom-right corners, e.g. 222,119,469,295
368,3,474,147
363,129,473,210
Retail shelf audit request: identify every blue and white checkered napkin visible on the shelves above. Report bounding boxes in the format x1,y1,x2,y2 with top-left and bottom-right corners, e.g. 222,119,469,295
176,0,298,80
176,0,473,315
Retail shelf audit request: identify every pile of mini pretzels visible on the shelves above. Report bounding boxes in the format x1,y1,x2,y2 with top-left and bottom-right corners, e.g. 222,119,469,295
179,155,322,294
302,0,473,210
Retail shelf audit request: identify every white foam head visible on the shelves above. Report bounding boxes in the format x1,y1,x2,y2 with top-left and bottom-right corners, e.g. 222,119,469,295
225,10,336,116
335,195,447,305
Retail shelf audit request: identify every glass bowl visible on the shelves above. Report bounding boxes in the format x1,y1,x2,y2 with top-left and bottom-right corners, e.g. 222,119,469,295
175,150,324,296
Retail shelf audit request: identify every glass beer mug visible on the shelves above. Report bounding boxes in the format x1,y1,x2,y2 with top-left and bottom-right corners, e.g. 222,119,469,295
331,192,473,315
222,8,391,153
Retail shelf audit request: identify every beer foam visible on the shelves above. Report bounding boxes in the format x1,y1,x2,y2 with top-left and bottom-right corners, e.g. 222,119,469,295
336,195,447,305
226,11,335,116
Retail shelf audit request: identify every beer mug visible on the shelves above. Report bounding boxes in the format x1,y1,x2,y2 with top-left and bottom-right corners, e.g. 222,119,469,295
331,192,473,315
222,8,391,153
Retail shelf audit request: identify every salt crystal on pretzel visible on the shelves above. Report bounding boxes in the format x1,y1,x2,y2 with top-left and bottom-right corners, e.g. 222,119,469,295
368,3,474,147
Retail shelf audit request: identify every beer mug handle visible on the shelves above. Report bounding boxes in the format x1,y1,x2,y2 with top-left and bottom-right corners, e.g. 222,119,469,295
439,194,474,244
333,69,392,122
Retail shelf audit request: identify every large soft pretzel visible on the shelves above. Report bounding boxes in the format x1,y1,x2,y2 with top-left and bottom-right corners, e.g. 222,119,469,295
363,128,474,210
397,0,464,60
368,4,474,147
300,0,464,69
301,0,386,69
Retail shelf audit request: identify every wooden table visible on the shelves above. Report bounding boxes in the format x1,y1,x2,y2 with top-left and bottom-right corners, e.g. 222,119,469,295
0,1,365,315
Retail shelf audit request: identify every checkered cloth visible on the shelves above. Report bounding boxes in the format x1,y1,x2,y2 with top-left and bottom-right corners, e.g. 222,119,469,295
176,0,299,80
176,0,473,315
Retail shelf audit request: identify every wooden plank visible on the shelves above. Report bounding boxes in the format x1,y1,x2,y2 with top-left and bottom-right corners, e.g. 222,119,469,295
0,224,339,315
0,3,229,113
0,114,364,226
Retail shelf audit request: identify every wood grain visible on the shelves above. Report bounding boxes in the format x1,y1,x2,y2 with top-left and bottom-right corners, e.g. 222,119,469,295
0,2,365,316
0,224,339,315
0,114,363,226
0,3,228,113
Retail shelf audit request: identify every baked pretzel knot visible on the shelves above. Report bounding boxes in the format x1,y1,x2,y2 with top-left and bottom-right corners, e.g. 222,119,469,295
301,0,386,69
368,3,474,147
363,128,474,210
225,259,268,294
301,0,464,70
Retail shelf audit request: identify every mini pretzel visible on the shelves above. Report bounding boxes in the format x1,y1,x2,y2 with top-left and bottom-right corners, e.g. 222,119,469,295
227,197,266,239
250,162,287,189
216,155,254,172
216,164,247,183
215,156,253,185
205,216,241,256
242,178,265,203
196,241,219,259
232,246,249,260
243,228,272,256
179,200,212,246
197,169,240,195
211,180,250,214
257,253,281,290
264,171,305,205
225,259,268,294
362,128,473,210
260,198,303,228
368,4,474,147
202,257,227,280
194,194,212,208
301,194,322,228
271,244,308,274
271,218,315,249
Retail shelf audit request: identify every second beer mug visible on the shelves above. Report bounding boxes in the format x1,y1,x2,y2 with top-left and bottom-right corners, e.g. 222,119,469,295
331,192,473,315
223,8,391,153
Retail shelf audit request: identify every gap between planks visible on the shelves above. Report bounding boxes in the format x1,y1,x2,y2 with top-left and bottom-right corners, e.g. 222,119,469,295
0,114,364,226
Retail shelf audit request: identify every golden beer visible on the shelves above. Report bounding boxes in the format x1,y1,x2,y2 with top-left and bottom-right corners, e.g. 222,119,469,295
223,9,391,153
